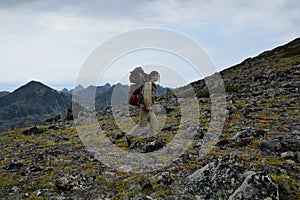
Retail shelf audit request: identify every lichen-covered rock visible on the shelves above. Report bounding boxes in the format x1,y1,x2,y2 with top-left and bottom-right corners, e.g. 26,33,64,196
228,173,279,200
185,156,279,199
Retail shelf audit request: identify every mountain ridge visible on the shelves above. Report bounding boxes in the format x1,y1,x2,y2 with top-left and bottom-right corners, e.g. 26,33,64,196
0,80,168,130
0,80,71,131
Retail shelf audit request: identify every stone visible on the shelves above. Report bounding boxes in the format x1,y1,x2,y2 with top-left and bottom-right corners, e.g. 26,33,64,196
261,133,300,153
142,139,165,153
275,142,282,151
157,172,173,186
228,173,279,200
281,151,295,159
185,156,279,199
7,161,23,171
45,114,62,123
296,152,300,163
66,101,86,121
22,126,38,135
55,176,73,191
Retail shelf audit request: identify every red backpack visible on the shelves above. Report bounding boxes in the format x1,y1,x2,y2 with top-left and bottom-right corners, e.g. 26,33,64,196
128,84,141,106
128,67,149,106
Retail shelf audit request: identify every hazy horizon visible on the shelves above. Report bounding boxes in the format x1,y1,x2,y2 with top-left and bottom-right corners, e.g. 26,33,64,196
0,79,175,93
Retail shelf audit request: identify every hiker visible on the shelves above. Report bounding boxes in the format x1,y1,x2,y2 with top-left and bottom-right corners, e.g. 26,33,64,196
139,71,160,134
127,70,160,138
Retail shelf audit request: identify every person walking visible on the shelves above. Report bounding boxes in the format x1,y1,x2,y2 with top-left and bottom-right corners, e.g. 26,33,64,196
127,70,160,143
139,71,160,135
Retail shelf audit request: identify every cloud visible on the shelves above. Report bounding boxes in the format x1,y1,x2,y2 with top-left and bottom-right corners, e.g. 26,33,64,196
1,0,299,37
0,0,299,91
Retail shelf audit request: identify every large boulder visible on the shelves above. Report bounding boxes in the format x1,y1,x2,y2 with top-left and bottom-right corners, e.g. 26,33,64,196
185,156,279,199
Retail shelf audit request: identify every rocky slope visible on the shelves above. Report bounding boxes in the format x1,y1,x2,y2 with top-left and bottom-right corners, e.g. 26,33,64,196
0,38,299,199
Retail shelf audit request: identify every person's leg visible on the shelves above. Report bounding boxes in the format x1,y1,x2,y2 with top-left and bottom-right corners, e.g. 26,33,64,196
143,82,152,110
149,109,159,135
139,105,149,127
127,105,152,147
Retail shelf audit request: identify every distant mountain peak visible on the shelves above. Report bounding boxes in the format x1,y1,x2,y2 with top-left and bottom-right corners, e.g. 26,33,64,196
75,84,84,90
0,80,71,131
61,88,69,94
12,80,50,94
28,80,42,84
26,80,48,88
72,84,85,94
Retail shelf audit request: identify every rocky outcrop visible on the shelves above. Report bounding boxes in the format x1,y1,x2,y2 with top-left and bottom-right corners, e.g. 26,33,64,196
228,172,279,200
185,156,279,199
66,101,87,121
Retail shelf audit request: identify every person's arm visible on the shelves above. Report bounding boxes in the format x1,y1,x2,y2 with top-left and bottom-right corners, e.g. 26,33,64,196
152,83,156,103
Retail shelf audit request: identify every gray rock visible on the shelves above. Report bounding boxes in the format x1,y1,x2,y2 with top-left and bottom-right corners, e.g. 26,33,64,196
228,173,279,200
156,172,173,186
281,151,295,159
261,140,282,153
142,139,165,153
261,133,300,154
132,194,154,200
22,126,38,135
296,152,300,163
185,156,279,199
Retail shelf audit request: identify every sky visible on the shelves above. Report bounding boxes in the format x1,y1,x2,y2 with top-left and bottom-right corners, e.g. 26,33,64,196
0,0,299,91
